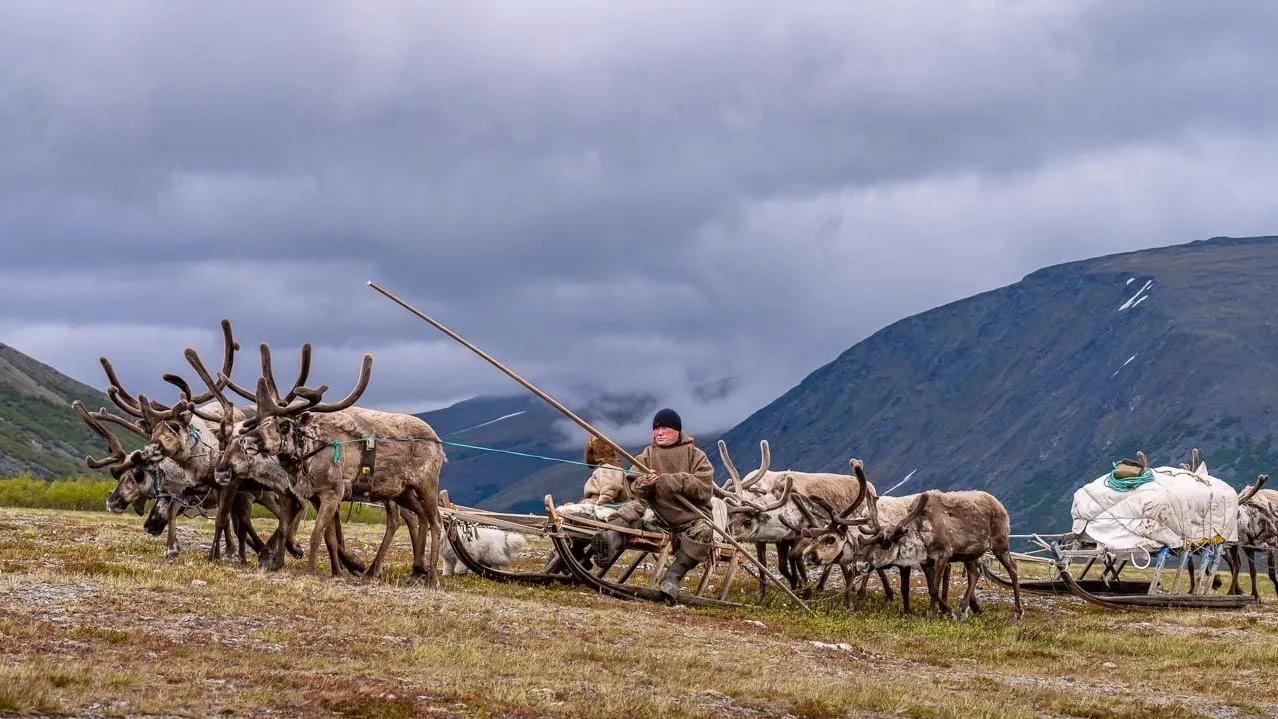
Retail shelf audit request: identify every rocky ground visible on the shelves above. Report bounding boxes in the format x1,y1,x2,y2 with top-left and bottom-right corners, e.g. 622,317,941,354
1,508,1276,718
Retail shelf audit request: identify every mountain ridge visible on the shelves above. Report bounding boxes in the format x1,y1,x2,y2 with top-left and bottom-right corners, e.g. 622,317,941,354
713,234,1278,531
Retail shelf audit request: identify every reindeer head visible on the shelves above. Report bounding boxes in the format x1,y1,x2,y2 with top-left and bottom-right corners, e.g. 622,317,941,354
849,491,932,574
717,440,803,541
215,342,372,484
791,462,873,566
72,400,155,515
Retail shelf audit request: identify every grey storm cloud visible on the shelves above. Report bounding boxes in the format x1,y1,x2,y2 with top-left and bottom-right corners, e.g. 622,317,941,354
4,0,1278,442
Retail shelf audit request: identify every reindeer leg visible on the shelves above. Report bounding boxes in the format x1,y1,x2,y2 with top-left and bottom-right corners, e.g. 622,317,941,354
1226,545,1242,595
928,559,956,619
958,560,980,621
877,568,896,602
995,549,1024,620
853,570,872,608
209,481,239,562
840,565,855,611
229,495,249,564
776,541,794,589
286,495,306,559
414,488,441,587
791,547,810,597
814,563,834,593
1246,547,1260,602
920,561,939,615
308,494,341,575
1269,550,1278,596
365,500,400,579
940,563,950,607
967,560,984,615
231,492,265,563
163,500,181,560
401,505,423,572
899,565,911,614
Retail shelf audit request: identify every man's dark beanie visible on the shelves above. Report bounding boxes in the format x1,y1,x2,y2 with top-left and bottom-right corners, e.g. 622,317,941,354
652,408,682,432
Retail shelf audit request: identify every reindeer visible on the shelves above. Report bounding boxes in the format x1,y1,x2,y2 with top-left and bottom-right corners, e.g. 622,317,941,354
94,320,357,569
717,441,896,602
806,473,1024,620
71,399,225,558
177,339,382,574
791,476,922,612
1226,473,1278,601
214,343,446,583
92,319,270,560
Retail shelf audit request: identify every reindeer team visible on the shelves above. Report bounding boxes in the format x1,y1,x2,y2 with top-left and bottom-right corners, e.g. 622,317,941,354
73,319,1278,618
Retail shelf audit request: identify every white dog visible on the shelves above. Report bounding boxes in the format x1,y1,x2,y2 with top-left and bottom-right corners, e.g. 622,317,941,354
441,526,528,576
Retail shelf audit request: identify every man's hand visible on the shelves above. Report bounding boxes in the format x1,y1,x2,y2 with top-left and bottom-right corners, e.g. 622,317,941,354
633,473,658,490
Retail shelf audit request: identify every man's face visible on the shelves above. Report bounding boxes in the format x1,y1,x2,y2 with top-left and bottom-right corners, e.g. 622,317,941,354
653,426,680,446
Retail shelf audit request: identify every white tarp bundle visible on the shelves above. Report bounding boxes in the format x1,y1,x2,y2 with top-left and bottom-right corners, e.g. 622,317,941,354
1070,462,1239,551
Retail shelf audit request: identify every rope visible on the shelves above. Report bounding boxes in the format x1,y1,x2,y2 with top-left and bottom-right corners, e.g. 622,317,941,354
323,435,620,470
1104,465,1156,491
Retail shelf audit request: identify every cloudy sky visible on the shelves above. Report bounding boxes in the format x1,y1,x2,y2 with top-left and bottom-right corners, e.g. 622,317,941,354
3,1,1278,444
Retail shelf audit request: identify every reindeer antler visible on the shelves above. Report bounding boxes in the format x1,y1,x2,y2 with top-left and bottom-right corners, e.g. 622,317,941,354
739,440,772,490
306,353,373,413
839,460,871,519
718,439,743,497
90,406,148,439
164,319,242,407
100,357,145,418
1239,474,1269,505
726,474,794,515
73,400,128,469
886,491,931,541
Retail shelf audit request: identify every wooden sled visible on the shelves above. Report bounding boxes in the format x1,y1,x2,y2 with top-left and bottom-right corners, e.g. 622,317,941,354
543,494,751,609
982,533,1259,610
438,489,778,609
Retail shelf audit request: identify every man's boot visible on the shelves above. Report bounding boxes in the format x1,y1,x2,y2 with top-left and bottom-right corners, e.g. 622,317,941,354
659,551,699,602
590,529,626,572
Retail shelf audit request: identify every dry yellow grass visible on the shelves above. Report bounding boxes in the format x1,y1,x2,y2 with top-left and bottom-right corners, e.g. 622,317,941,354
2,508,1277,718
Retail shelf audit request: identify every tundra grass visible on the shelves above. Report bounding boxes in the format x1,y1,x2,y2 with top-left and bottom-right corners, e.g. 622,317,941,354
1,508,1275,718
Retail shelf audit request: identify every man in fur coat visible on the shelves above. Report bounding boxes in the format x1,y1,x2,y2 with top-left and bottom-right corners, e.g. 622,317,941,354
591,408,716,601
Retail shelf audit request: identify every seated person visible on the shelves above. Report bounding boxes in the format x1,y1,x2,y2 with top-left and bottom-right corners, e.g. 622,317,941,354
582,435,630,505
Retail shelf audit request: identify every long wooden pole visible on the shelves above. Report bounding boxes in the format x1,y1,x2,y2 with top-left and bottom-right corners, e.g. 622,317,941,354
366,280,812,612
367,281,650,473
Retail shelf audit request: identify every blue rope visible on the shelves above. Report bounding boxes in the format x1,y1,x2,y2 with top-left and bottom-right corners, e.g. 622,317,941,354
324,436,621,469
440,440,608,469
1105,464,1156,491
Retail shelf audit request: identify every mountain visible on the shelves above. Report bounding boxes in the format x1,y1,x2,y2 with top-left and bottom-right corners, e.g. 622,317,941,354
0,344,135,477
714,235,1278,533
417,393,725,513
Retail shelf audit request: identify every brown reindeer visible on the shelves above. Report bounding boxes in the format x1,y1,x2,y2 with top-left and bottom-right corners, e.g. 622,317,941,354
802,470,1023,620
95,320,266,560
1227,474,1278,601
719,443,898,602
215,343,446,583
179,339,375,574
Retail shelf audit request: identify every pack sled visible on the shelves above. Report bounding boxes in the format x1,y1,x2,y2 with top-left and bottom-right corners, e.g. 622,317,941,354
984,450,1258,609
